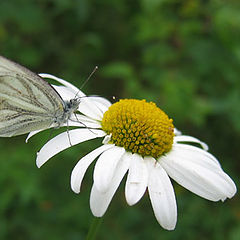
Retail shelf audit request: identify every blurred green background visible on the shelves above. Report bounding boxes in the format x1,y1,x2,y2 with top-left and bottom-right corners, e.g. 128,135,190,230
0,0,239,239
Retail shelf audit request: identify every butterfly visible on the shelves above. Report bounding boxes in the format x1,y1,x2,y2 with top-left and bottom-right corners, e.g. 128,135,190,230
0,56,80,137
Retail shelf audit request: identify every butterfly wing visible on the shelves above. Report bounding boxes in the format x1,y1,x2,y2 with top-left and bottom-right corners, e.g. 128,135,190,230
0,56,65,137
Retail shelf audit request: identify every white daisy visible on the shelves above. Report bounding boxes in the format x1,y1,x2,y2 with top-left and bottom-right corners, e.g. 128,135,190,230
29,74,237,230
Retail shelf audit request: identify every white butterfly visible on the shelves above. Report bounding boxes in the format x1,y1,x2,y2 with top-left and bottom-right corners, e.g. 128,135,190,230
0,56,80,137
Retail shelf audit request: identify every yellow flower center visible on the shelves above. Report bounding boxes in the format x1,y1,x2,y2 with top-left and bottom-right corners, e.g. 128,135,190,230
101,99,174,159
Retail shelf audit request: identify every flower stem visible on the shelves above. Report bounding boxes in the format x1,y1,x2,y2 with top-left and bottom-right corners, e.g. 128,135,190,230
86,217,103,240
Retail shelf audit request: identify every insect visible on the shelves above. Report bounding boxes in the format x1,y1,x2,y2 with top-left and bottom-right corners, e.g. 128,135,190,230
0,55,80,137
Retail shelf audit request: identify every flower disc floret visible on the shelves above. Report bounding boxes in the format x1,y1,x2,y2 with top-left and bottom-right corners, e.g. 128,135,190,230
101,99,174,158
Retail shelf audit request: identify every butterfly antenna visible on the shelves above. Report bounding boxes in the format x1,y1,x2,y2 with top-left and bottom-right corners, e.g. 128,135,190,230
80,66,98,90
74,66,98,99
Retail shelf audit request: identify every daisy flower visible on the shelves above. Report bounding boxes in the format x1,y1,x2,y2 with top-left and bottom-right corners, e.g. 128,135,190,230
29,74,237,230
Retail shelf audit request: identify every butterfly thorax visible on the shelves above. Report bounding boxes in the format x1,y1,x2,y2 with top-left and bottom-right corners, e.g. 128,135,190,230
53,98,80,128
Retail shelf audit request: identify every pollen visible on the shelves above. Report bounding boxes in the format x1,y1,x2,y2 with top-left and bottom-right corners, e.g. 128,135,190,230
101,99,174,159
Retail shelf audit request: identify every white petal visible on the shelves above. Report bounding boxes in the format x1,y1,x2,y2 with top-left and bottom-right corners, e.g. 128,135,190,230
90,152,131,217
125,154,148,206
69,114,102,128
172,143,221,168
36,129,105,168
78,97,104,120
102,134,112,145
88,96,112,112
160,145,237,201
174,128,182,136
71,144,115,193
147,158,177,230
52,85,76,101
90,96,112,108
39,73,84,96
93,146,125,193
174,135,209,151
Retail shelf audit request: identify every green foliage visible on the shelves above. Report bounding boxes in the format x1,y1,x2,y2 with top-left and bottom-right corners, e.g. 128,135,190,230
0,0,239,239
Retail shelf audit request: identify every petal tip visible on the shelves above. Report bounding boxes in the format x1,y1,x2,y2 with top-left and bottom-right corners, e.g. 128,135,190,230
36,154,44,168
36,161,41,168
70,179,81,194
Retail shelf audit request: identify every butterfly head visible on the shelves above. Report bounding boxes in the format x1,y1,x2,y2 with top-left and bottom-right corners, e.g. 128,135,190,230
67,98,81,113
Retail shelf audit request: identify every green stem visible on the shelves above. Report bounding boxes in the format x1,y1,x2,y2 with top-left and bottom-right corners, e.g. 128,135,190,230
86,217,103,240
